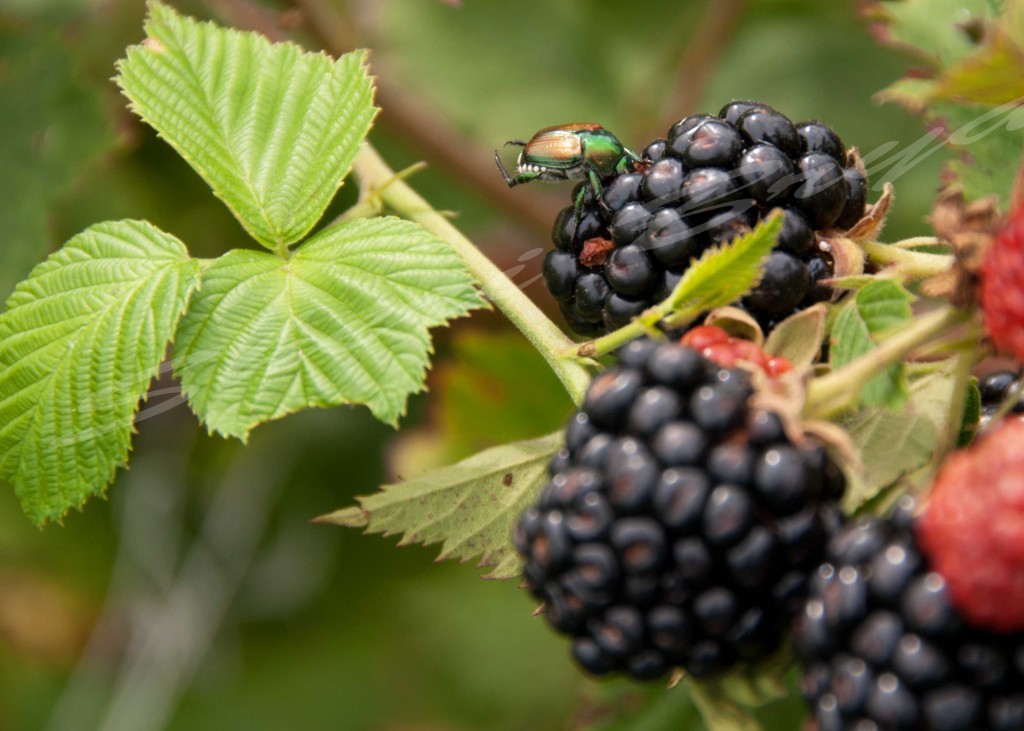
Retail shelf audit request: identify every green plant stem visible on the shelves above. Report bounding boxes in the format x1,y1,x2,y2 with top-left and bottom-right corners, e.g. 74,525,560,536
804,306,970,419
861,241,953,280
889,236,946,250
331,161,428,225
350,143,592,405
937,324,979,458
575,306,666,358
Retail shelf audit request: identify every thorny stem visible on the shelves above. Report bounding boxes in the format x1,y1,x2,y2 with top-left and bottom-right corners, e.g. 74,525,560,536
331,162,427,225
351,143,593,405
804,306,971,419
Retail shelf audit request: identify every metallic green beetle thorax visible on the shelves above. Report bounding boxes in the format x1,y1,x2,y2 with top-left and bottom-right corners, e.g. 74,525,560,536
578,129,633,177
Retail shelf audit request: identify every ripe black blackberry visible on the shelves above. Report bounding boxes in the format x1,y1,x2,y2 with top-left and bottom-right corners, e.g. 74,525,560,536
978,370,1024,427
514,339,846,681
542,101,865,337
794,498,1024,730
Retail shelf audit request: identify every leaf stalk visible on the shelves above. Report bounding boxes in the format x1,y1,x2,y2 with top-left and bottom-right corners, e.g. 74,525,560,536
350,143,592,405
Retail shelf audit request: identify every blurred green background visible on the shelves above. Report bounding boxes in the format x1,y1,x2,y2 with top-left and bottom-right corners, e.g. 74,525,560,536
0,1,950,729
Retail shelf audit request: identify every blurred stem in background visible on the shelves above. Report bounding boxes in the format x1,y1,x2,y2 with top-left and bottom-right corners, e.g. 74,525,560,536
44,396,305,731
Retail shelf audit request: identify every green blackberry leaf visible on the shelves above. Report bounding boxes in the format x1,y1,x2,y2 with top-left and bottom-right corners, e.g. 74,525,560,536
842,371,957,508
863,0,992,67
173,217,485,438
115,1,377,251
668,213,782,323
0,220,200,524
317,432,562,579
831,280,914,409
932,102,1024,205
870,1,1024,203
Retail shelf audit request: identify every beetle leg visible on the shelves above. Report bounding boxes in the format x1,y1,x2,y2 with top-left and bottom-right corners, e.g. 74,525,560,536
587,169,605,205
572,183,588,243
495,150,541,187
578,137,607,202
503,140,528,148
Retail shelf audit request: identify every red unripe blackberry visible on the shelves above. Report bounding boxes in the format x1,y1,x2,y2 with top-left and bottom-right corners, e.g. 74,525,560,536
981,207,1024,361
516,340,845,680
795,500,1024,731
917,419,1024,632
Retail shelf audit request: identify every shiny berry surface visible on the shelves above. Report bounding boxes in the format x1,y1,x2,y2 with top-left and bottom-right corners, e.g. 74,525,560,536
537,103,860,338
516,341,846,680
796,502,1024,730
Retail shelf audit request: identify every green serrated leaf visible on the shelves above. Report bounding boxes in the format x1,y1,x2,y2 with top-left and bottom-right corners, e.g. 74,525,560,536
831,281,914,409
865,0,993,66
669,213,782,320
933,28,1024,103
842,370,957,507
0,220,200,524
318,432,562,579
933,101,1024,205
763,304,827,372
173,216,485,438
116,1,377,249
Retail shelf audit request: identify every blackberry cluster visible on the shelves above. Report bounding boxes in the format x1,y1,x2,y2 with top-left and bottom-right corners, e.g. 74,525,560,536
794,499,1024,730
978,370,1024,427
514,339,846,680
542,101,867,337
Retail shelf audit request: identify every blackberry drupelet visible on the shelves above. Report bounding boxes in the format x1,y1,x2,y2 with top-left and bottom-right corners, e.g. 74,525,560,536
978,370,1024,427
515,339,846,681
542,101,864,337
794,499,1024,730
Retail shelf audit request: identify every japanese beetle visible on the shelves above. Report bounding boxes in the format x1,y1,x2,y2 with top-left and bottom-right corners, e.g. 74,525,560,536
495,124,641,240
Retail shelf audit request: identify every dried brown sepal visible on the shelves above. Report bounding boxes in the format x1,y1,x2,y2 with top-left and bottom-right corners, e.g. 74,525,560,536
921,186,1003,305
828,236,866,279
843,181,893,242
579,237,615,268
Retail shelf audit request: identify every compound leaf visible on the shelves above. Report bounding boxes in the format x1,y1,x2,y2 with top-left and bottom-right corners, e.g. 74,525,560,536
116,1,377,249
173,216,485,438
0,220,200,524
317,432,562,579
